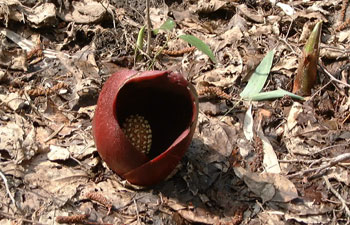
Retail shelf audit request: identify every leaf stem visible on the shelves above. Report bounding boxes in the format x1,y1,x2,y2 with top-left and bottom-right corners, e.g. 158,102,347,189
146,0,151,55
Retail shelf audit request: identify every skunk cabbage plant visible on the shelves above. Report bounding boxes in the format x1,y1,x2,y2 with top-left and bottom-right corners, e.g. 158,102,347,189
93,70,198,186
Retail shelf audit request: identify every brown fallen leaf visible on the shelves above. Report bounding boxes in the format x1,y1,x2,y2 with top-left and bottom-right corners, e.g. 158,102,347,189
293,21,322,96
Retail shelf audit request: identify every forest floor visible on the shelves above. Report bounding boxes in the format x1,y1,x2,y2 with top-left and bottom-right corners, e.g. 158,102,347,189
0,0,350,224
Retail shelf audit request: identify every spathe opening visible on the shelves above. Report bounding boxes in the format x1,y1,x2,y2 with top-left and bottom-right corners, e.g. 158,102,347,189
116,74,194,159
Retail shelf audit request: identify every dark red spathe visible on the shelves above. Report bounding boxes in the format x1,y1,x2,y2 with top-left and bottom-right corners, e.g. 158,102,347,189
93,70,198,186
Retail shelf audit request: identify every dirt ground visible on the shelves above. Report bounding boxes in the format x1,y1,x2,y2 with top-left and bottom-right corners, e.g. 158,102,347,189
0,0,350,224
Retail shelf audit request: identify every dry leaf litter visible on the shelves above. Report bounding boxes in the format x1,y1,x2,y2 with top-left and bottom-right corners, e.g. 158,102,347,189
0,0,349,224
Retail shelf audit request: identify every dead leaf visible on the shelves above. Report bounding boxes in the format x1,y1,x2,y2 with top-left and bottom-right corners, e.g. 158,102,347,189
0,48,27,71
258,212,285,225
195,0,228,13
287,102,303,131
0,0,24,26
0,121,24,160
58,0,114,24
243,104,254,141
257,128,281,174
272,56,298,77
326,167,349,185
149,7,169,30
234,167,298,203
69,141,96,160
24,156,88,207
237,4,264,23
47,145,70,161
197,113,236,158
26,3,57,28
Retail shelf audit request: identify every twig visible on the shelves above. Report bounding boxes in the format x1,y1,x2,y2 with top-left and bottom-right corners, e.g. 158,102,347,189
288,153,350,178
146,0,151,55
314,143,349,155
0,211,46,225
315,153,350,173
98,1,115,30
44,124,65,143
222,98,244,118
279,158,323,164
135,45,152,61
321,45,350,54
133,199,140,224
323,176,350,219
127,5,145,20
23,91,50,123
285,19,294,40
279,37,297,54
308,80,332,101
148,35,170,69
0,170,16,209
319,63,350,88
342,112,350,125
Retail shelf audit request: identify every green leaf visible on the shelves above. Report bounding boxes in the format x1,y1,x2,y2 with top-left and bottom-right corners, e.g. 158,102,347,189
249,89,304,101
178,34,217,63
136,25,145,50
240,49,275,99
134,26,145,62
304,21,322,55
153,18,176,34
